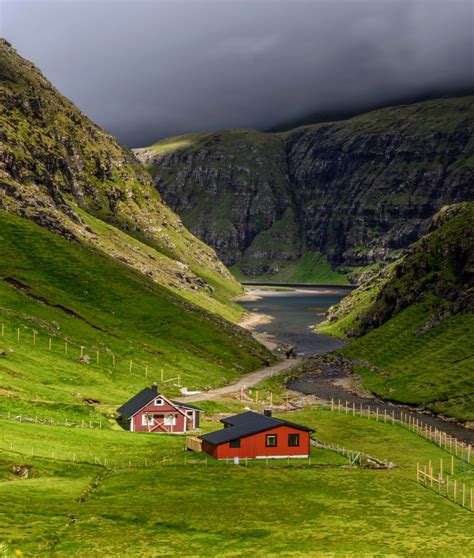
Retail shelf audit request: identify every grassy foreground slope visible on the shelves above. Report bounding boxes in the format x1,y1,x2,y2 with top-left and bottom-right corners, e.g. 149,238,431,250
0,39,244,321
1,405,473,556
0,211,271,420
318,203,474,421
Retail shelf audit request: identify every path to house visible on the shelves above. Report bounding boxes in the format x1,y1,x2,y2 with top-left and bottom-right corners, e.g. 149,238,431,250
179,358,302,403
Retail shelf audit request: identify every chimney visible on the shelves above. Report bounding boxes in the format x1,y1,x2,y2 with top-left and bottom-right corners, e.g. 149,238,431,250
151,382,158,393
263,409,272,417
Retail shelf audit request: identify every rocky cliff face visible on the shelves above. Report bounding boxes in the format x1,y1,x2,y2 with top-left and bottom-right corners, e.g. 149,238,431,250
137,96,474,283
0,39,243,315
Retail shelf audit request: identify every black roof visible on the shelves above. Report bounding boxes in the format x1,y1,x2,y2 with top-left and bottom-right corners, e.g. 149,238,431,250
117,387,202,418
117,387,158,418
220,411,259,427
201,411,313,445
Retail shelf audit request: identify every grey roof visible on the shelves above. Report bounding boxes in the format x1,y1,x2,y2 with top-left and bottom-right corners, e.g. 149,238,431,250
117,388,203,418
171,400,202,412
201,411,313,445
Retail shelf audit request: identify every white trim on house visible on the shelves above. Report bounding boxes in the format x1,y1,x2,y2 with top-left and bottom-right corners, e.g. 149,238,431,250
255,454,308,459
129,393,188,421
154,397,164,406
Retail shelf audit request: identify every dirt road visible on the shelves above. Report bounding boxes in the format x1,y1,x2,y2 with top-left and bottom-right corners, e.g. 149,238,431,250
179,357,302,403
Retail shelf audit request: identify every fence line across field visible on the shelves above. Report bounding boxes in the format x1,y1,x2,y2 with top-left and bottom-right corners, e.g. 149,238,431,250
322,397,472,465
416,460,473,512
0,320,180,387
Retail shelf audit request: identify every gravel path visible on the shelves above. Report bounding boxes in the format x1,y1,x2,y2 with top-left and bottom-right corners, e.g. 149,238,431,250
179,358,302,402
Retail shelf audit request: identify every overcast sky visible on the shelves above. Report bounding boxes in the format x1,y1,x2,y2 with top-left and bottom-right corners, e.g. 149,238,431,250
2,0,473,146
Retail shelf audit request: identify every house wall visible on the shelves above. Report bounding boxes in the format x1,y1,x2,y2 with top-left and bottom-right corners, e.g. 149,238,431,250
205,425,311,459
131,397,188,433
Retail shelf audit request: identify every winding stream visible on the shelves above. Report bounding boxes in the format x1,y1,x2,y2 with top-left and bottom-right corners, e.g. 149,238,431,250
238,286,474,444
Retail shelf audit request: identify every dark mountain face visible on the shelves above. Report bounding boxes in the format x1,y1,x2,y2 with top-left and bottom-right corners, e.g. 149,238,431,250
0,38,242,305
136,96,474,283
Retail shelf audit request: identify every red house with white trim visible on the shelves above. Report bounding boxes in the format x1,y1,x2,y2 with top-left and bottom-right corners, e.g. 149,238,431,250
200,410,313,459
117,385,201,433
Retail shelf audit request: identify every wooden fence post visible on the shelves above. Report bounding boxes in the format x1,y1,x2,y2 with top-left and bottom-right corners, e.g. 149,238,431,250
112,354,115,367
49,337,52,351
1,323,3,337
451,455,454,476
64,340,68,355
17,327,20,341
96,350,100,364
80,346,84,358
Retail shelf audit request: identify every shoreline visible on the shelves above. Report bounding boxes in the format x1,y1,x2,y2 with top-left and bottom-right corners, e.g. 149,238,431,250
239,311,279,351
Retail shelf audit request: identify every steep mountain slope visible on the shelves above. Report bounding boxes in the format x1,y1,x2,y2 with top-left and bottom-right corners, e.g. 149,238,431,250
317,203,474,421
137,96,474,284
0,39,243,319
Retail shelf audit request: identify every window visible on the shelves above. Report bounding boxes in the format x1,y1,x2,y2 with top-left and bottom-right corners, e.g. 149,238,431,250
154,398,164,406
229,439,241,448
266,434,277,447
163,414,176,426
288,433,300,447
142,414,154,426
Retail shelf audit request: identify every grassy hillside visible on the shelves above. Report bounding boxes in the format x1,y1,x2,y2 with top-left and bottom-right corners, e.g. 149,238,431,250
318,203,474,421
0,211,272,421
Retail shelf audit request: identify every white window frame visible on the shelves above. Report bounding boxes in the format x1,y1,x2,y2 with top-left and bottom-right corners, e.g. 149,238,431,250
142,413,155,426
154,398,164,406
163,414,177,426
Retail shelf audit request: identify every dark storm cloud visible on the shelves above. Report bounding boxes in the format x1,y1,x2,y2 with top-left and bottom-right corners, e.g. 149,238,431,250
2,0,473,146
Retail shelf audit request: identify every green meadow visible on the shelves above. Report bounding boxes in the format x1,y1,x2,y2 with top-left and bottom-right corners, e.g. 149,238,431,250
1,405,473,556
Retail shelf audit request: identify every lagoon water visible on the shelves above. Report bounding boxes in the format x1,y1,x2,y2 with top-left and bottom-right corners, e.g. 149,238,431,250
238,287,351,356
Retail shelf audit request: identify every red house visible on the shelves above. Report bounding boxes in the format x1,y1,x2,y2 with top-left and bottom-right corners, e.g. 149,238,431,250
117,385,201,433
200,411,313,459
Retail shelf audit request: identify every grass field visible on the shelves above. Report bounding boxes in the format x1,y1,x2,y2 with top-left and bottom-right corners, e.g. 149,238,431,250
1,402,473,557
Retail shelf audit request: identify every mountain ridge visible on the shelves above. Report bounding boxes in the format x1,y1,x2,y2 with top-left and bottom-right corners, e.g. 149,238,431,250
137,95,474,284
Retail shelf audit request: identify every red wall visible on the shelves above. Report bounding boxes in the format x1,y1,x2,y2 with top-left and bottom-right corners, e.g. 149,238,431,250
203,425,310,459
131,398,191,433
